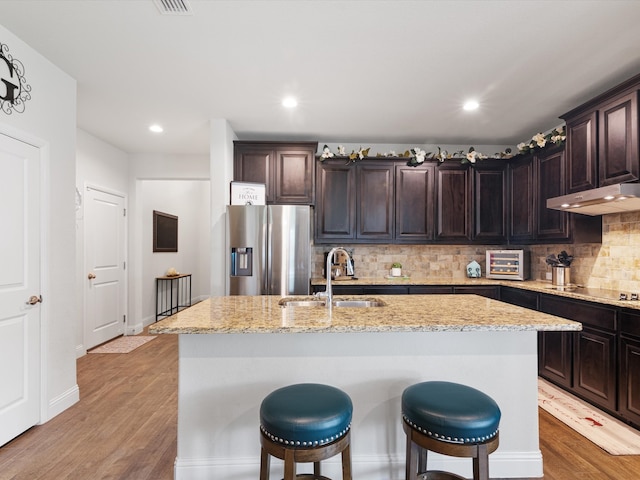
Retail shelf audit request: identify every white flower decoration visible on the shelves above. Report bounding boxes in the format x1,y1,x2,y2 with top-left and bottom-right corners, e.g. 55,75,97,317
321,145,334,159
532,133,546,148
337,145,346,155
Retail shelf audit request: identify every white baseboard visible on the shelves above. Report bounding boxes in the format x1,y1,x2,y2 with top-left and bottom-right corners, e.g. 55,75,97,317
174,451,543,480
44,384,80,422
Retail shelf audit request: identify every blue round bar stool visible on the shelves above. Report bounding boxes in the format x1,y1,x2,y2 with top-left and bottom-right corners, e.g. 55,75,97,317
259,383,353,480
402,381,501,480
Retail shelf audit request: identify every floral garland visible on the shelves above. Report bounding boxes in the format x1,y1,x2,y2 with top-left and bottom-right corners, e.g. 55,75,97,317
516,126,566,154
319,125,565,167
320,144,511,167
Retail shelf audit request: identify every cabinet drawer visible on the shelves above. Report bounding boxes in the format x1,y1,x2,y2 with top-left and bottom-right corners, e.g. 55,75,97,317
500,287,538,309
620,310,640,338
453,286,500,299
409,286,453,294
540,295,616,331
363,286,408,295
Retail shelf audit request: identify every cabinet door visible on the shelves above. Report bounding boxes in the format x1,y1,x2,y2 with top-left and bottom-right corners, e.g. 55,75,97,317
598,91,639,185
619,311,640,426
566,110,598,192
357,163,394,241
315,160,356,242
435,165,471,242
508,155,535,242
473,162,506,243
234,145,274,202
573,327,617,411
395,164,434,242
538,331,573,388
274,147,315,204
620,335,640,426
536,147,570,241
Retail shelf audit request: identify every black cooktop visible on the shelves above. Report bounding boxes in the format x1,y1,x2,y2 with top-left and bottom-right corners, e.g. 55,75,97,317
546,285,639,302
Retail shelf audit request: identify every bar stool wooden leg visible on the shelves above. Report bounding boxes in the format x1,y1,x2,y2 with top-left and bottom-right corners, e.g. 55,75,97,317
313,461,321,477
341,443,352,480
283,448,296,480
259,447,270,480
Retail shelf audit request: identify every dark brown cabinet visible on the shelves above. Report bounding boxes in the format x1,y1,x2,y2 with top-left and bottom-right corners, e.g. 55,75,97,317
536,146,570,241
565,110,598,192
619,310,640,426
562,73,640,191
234,141,317,204
473,160,507,243
539,294,617,413
598,90,639,186
315,159,393,243
315,160,356,241
507,154,536,242
453,285,500,299
435,164,471,242
357,162,394,241
538,330,573,389
395,164,435,242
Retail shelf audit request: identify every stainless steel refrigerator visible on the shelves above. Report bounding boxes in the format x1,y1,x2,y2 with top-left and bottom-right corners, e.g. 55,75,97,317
226,205,311,295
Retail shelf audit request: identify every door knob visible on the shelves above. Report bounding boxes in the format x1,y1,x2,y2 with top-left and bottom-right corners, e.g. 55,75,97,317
88,273,96,279
26,295,43,305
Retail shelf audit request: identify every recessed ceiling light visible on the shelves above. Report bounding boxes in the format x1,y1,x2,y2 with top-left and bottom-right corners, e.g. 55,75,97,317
149,124,164,133
463,100,479,111
282,97,298,108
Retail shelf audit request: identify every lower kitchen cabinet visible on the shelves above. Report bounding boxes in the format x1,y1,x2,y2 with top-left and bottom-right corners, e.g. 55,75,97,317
540,294,617,413
538,330,572,388
620,310,640,426
408,286,453,294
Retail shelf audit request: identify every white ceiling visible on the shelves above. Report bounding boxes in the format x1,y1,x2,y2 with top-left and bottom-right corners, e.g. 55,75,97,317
2,0,640,155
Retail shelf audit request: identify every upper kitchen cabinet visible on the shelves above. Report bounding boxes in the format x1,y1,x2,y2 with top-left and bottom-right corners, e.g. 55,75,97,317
472,160,507,243
395,163,435,242
565,110,598,193
233,141,317,204
561,73,640,190
508,154,536,242
315,159,356,241
315,159,394,243
598,90,639,185
536,146,570,241
508,147,602,244
435,163,471,242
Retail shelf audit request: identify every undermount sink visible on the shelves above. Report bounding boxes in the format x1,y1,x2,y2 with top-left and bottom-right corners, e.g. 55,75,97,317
331,300,385,308
280,300,327,307
279,297,386,308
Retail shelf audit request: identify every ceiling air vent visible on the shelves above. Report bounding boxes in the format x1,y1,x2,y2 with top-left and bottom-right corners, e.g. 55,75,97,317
153,0,193,15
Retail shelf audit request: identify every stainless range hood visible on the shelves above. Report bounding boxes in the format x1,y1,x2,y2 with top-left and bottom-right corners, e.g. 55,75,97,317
547,183,640,215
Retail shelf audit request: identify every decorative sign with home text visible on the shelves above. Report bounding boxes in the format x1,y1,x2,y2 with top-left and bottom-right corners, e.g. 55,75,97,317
230,182,266,205
0,42,32,114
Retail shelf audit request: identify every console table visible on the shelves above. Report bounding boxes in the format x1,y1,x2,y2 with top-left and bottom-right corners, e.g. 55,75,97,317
155,274,192,321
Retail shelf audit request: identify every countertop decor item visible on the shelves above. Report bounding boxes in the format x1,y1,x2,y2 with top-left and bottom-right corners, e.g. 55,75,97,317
390,262,402,277
466,260,481,278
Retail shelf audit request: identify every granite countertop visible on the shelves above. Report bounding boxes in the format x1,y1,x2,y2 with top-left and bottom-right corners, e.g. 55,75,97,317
149,294,580,335
312,276,640,310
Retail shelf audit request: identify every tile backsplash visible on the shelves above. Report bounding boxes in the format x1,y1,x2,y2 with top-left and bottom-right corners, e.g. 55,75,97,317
313,211,640,292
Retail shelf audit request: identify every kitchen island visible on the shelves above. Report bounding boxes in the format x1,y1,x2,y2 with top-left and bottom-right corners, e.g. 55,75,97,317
150,294,580,480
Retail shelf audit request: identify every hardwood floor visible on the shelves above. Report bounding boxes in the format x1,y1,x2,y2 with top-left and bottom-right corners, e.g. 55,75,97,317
1,330,639,479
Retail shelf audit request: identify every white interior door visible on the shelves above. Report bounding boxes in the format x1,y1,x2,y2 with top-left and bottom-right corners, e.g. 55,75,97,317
85,187,126,349
0,133,41,447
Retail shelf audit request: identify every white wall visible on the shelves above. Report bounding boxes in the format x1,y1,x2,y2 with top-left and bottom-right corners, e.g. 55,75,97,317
210,119,236,296
75,129,129,354
141,180,211,323
128,153,210,331
0,24,79,420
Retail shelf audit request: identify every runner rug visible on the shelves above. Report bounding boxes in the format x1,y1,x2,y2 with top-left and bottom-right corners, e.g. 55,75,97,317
88,335,155,354
538,377,640,455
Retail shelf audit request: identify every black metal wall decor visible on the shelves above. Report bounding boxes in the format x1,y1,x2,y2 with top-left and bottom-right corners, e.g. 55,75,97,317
0,42,32,115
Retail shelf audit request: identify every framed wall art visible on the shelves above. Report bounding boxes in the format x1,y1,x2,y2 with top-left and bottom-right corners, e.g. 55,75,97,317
153,210,178,252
